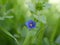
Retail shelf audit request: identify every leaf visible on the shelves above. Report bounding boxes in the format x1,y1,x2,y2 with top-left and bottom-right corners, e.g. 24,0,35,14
55,35,60,44
43,37,50,45
27,2,36,13
34,15,46,24
0,27,19,45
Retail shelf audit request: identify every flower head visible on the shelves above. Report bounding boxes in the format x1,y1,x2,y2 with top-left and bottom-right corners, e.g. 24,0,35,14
26,20,36,29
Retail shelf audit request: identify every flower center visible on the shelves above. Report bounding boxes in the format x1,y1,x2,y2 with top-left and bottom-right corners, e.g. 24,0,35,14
30,24,32,27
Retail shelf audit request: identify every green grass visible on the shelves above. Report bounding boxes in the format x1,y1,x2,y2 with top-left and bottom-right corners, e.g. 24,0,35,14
0,0,60,45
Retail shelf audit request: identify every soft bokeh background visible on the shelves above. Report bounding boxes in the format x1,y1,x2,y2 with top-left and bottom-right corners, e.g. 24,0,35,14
0,0,60,45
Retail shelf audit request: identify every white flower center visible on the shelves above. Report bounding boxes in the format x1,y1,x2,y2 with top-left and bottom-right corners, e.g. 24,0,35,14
30,24,32,26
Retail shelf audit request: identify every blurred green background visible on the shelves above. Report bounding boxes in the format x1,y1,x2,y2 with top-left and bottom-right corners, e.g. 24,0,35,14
0,0,60,45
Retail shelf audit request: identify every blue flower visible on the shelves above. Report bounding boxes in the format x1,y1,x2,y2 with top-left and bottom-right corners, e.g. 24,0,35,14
26,20,36,29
